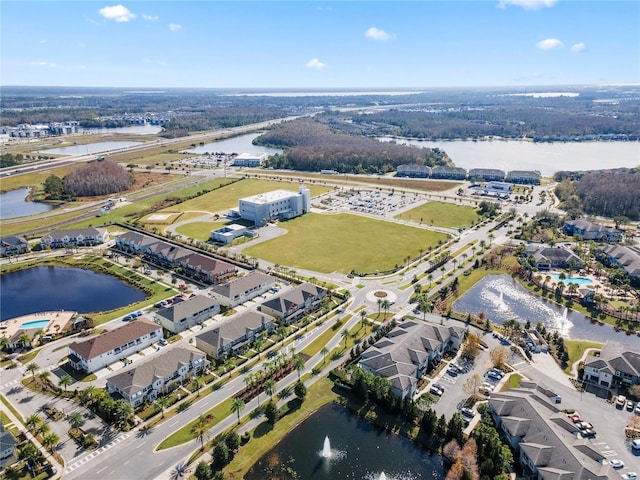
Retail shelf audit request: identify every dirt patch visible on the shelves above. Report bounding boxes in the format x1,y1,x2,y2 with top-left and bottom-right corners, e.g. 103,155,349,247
374,291,388,298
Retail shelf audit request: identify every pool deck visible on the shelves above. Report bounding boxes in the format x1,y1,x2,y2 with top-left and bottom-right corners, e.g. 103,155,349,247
0,310,76,341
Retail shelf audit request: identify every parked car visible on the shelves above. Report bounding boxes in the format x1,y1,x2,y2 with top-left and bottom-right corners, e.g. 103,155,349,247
460,408,475,418
430,386,444,396
616,395,626,408
158,339,168,346
569,414,583,423
609,459,624,469
632,439,640,451
487,371,502,380
621,473,637,480
626,400,635,412
490,368,505,378
433,383,446,392
576,422,593,430
446,368,458,377
635,405,640,415
123,315,132,322
580,429,596,438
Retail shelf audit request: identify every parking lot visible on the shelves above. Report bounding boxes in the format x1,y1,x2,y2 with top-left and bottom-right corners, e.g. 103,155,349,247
313,187,421,217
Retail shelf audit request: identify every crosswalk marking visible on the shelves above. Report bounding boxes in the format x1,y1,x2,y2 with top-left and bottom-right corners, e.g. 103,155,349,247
63,432,131,475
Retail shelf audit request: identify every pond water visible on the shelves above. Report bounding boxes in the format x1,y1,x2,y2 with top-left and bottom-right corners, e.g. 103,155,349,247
0,187,55,220
181,132,283,156
246,403,444,480
378,137,640,177
452,275,628,342
38,141,143,156
0,266,146,321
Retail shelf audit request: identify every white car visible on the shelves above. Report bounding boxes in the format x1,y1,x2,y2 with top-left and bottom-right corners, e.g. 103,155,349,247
609,459,624,469
621,473,637,480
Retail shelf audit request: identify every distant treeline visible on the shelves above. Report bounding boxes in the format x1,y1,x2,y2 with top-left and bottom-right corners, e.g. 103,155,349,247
554,168,640,220
255,118,450,174
1,153,23,168
44,159,133,200
161,106,286,132
325,104,640,141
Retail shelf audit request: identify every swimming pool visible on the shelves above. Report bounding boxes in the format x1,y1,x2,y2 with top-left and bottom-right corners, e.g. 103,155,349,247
548,273,593,286
20,319,50,329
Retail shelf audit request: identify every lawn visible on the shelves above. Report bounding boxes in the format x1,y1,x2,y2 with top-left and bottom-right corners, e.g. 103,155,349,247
175,221,226,241
395,201,480,229
563,339,603,373
244,213,448,274
159,178,332,215
0,164,79,193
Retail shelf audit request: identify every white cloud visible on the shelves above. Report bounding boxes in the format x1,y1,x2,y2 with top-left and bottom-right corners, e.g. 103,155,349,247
570,42,586,53
142,14,158,21
98,5,136,22
306,58,327,70
40,39,47,44
536,38,564,50
31,61,56,68
365,27,394,41
498,0,557,9
168,23,182,32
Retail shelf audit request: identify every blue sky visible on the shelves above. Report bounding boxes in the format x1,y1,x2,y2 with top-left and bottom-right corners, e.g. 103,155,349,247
2,0,639,88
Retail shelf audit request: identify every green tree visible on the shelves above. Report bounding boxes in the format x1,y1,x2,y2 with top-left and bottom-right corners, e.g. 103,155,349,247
191,415,210,450
212,441,230,468
294,355,305,381
231,398,245,424
341,328,349,349
59,374,73,392
68,411,84,429
225,431,240,452
192,375,203,397
195,461,212,480
294,381,307,400
264,401,279,425
115,399,134,425
25,362,39,379
156,396,171,418
19,333,32,349
321,346,329,364
264,379,276,399
42,432,59,452
25,414,43,433
43,174,65,199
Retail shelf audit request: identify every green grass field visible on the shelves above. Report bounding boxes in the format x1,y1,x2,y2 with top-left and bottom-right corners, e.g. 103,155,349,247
563,339,603,373
159,178,332,215
395,201,480,229
175,221,226,241
244,213,448,274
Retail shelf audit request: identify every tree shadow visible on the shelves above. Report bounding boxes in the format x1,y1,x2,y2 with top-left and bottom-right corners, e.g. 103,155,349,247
253,420,274,439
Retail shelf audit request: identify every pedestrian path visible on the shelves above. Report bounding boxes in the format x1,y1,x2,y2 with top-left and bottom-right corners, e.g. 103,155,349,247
63,432,132,475
0,365,55,390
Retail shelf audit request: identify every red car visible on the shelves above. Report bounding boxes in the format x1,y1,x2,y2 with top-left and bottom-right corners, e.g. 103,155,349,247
569,414,583,423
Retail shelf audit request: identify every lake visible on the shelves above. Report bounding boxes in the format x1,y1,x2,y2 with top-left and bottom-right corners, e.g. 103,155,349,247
83,124,162,135
245,403,444,480
0,266,146,321
0,187,55,220
181,133,283,156
378,137,640,176
38,141,143,156
452,274,628,342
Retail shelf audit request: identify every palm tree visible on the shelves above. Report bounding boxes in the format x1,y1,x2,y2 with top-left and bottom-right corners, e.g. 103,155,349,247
294,355,305,381
320,346,329,364
42,432,59,453
264,379,276,399
377,298,383,318
38,370,51,387
360,310,367,331
0,336,10,351
99,396,117,420
156,396,171,418
35,422,50,438
18,333,32,349
341,329,349,349
381,299,391,318
231,398,245,424
452,258,458,270
59,374,73,392
25,362,39,379
115,399,134,425
191,415,210,450
440,266,446,280
191,375,203,397
25,413,43,433
253,339,264,359
427,273,434,288
80,385,97,406
68,412,84,429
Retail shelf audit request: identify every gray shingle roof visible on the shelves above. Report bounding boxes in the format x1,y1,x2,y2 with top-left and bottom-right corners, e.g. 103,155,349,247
211,271,274,300
196,311,273,352
106,345,205,396
156,295,218,323
260,283,324,315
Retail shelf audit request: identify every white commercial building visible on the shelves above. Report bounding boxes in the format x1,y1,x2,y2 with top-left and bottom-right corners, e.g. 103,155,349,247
232,153,268,167
239,185,311,226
